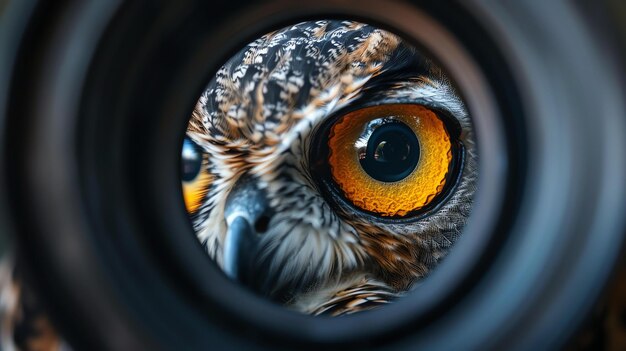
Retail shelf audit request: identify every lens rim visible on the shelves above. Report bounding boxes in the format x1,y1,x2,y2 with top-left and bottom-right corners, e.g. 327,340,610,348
78,0,515,346
4,1,625,350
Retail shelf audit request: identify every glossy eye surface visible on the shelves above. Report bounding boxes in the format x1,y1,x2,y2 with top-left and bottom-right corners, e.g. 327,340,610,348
181,137,211,213
327,104,454,217
358,119,420,183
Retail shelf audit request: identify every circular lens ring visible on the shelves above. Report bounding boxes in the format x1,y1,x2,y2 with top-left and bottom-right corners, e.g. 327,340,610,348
49,2,513,346
3,1,625,350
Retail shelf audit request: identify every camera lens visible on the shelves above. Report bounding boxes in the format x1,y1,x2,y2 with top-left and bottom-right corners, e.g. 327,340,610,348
1,1,625,350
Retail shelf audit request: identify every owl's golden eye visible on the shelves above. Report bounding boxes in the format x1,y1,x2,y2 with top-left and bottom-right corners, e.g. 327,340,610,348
326,104,455,217
181,137,211,213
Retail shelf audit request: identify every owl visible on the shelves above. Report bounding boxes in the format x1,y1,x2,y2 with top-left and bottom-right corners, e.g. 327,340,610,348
182,20,478,316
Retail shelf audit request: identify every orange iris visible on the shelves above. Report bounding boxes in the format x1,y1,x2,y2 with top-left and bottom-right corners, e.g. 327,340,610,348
182,156,212,214
328,104,453,217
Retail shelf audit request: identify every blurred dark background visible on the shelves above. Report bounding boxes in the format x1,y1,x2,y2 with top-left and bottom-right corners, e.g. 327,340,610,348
0,0,624,350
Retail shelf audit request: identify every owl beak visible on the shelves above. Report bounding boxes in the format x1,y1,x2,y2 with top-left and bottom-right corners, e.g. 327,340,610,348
223,176,270,286
223,216,257,282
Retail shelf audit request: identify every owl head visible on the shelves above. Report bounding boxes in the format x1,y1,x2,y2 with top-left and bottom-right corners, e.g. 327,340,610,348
182,20,477,315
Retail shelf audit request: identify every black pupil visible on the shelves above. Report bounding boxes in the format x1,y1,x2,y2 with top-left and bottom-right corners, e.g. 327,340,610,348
182,138,202,182
360,122,420,182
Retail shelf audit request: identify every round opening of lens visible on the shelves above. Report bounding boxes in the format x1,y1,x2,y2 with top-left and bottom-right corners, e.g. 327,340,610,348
180,20,478,317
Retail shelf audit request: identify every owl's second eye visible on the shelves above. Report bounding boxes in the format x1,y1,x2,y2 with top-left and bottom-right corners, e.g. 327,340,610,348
324,104,457,217
181,137,211,213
